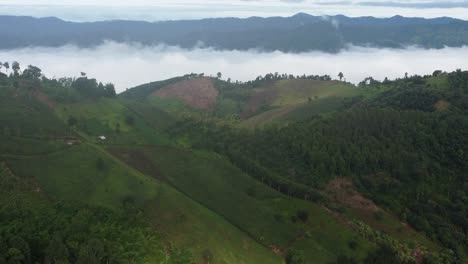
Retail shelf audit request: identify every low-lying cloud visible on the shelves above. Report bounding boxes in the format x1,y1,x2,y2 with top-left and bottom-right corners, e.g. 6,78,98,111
1,42,468,93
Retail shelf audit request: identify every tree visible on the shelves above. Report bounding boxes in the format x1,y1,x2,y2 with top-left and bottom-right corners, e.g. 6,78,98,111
12,61,20,76
285,249,305,264
3,62,9,74
76,239,105,264
104,83,116,97
22,65,42,80
45,235,69,264
217,72,222,79
67,116,77,126
338,72,344,81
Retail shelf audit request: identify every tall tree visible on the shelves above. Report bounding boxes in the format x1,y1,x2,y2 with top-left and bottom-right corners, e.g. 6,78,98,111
12,61,20,76
338,72,344,81
3,62,9,74
22,65,42,80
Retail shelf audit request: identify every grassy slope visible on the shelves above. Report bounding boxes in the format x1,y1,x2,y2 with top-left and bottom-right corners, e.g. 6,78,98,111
110,146,374,263
54,98,173,146
6,144,281,264
0,85,280,263
242,79,360,127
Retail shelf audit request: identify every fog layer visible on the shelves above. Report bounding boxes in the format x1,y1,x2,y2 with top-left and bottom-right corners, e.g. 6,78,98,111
1,42,468,93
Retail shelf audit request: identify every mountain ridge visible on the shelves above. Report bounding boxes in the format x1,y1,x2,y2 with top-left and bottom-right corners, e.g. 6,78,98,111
1,13,467,52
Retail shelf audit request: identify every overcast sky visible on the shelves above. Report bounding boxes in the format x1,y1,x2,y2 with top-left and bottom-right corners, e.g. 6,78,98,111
1,0,468,21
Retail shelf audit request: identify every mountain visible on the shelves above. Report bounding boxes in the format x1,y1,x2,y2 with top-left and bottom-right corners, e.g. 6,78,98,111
1,67,468,263
0,13,467,52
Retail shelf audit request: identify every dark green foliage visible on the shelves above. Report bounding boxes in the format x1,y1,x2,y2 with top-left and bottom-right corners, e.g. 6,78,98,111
448,69,468,93
125,116,135,126
95,158,105,171
67,116,77,126
71,77,115,98
0,201,164,263
296,210,309,223
170,71,468,260
168,248,194,264
363,245,404,264
285,249,306,264
202,249,214,264
21,65,42,80
335,255,358,264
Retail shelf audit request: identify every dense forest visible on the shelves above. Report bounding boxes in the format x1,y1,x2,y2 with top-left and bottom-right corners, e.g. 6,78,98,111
169,70,468,262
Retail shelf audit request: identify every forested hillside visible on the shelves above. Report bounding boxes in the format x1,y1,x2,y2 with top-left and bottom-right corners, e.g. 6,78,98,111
169,70,468,263
0,62,467,263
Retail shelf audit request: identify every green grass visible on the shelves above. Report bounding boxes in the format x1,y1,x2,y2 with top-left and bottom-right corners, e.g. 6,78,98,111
242,97,348,127
0,86,71,138
240,79,361,127
0,136,68,156
110,145,374,263
146,183,281,264
55,98,172,146
6,144,159,209
6,144,280,264
272,79,359,106
147,96,190,113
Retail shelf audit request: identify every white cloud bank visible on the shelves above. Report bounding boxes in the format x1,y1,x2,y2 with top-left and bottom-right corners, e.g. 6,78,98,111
1,42,468,92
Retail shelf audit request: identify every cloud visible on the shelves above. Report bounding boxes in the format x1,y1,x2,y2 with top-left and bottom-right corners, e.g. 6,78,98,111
1,42,468,93
1,0,468,21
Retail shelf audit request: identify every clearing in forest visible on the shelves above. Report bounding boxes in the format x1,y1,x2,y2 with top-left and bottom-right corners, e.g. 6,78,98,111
153,77,219,111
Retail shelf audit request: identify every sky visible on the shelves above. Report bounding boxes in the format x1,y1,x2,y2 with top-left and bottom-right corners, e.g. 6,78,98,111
1,42,467,92
1,0,468,21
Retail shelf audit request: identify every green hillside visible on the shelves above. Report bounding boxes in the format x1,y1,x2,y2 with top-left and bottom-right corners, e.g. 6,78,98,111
1,67,467,263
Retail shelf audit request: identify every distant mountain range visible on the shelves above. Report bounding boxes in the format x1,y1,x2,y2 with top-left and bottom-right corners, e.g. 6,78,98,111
1,13,468,52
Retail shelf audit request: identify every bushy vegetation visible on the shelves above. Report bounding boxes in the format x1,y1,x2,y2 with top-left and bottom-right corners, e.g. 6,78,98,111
169,70,468,262
2,63,468,263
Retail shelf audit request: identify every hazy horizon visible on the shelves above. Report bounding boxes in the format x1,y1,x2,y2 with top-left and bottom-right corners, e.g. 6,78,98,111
2,42,468,92
2,0,468,21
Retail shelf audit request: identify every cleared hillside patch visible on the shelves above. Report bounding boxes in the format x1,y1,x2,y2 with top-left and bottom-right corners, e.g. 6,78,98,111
153,77,219,111
326,178,438,251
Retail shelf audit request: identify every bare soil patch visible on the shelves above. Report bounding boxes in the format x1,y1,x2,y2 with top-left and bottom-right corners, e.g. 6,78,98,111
34,90,56,109
326,178,379,213
434,99,450,112
153,77,218,111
